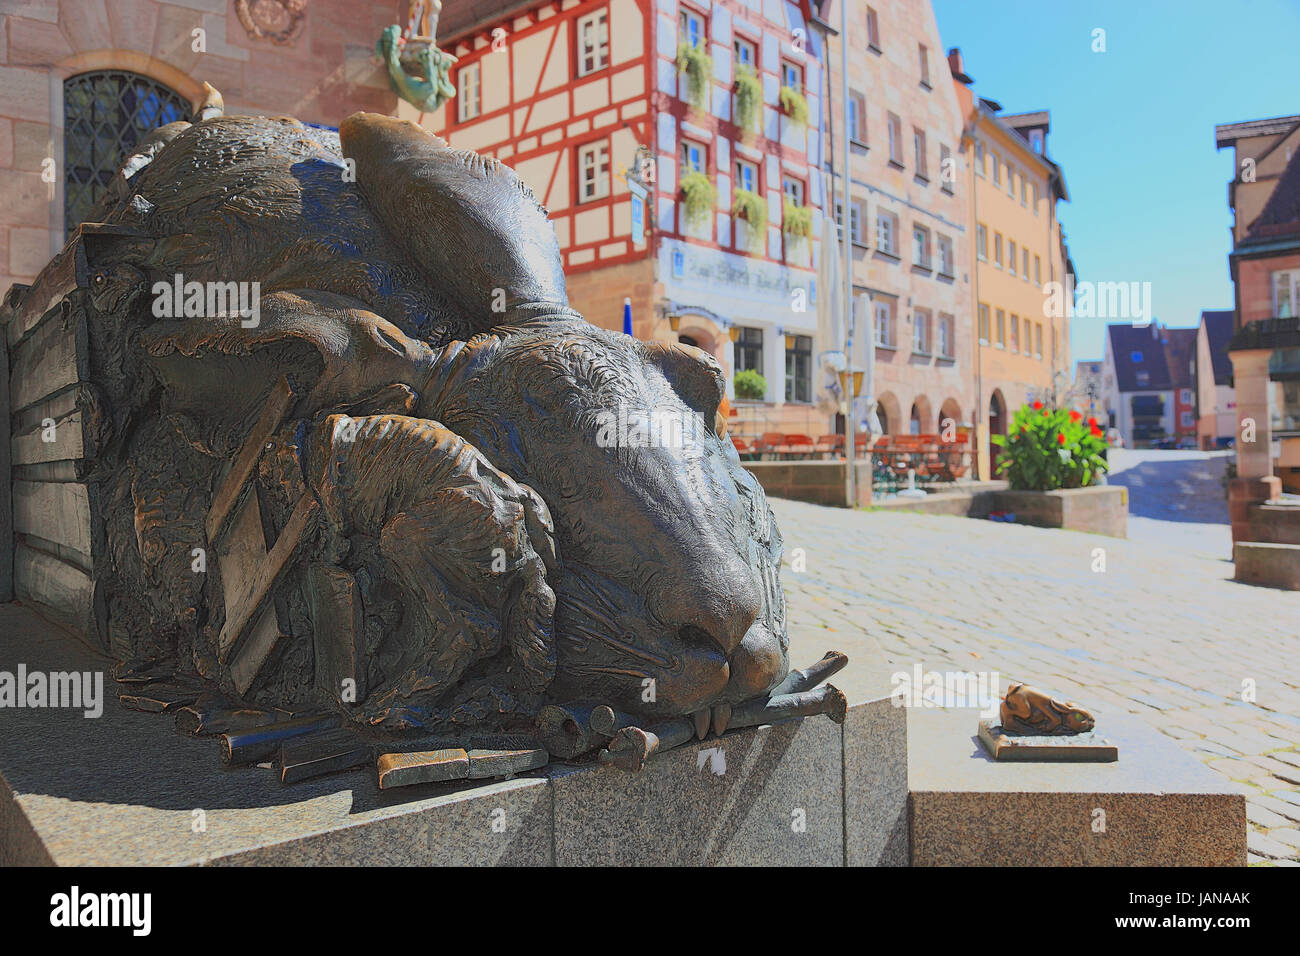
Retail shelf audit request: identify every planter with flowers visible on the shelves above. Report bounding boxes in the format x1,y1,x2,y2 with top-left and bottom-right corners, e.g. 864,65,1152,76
987,402,1127,536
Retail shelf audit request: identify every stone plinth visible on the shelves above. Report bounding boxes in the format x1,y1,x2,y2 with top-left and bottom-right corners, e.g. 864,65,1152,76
1233,541,1300,590
873,484,1127,537
0,603,904,866
908,708,1247,866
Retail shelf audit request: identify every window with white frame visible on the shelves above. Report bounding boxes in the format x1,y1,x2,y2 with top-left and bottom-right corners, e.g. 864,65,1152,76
1181,411,1195,428
991,153,1001,185
887,112,902,164
1032,181,1040,213
1020,176,1028,205
913,127,928,178
577,9,609,76
975,140,985,176
1035,323,1043,358
835,200,863,243
679,6,705,49
1006,166,1015,196
1274,270,1299,317
937,234,953,275
457,62,481,122
1022,248,1029,281
993,232,1003,267
918,44,930,86
1180,388,1193,404
733,35,756,70
782,175,804,206
978,303,990,342
1010,314,1019,353
874,298,893,346
849,92,866,142
912,225,931,269
995,308,1005,346
578,140,610,202
914,308,931,353
680,139,706,175
976,223,987,260
734,157,757,193
1034,255,1041,285
876,209,898,255
1007,239,1017,276
866,6,881,49
938,313,953,357
781,60,803,92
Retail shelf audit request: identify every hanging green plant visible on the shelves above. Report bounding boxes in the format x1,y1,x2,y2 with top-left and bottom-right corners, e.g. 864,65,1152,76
782,200,812,240
731,188,768,250
733,64,761,134
676,42,714,111
779,85,809,128
733,368,767,401
679,171,716,228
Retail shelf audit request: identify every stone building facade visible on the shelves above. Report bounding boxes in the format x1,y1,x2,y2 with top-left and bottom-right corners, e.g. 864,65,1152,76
819,0,972,441
0,0,405,298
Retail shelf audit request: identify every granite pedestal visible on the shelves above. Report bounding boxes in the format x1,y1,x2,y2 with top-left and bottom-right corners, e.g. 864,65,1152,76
908,708,1247,866
0,603,906,865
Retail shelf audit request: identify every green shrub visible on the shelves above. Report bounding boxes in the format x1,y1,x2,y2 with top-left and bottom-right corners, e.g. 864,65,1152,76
677,42,713,111
779,85,809,127
782,200,812,240
679,171,716,228
731,188,767,249
734,64,761,133
733,368,767,400
992,402,1110,490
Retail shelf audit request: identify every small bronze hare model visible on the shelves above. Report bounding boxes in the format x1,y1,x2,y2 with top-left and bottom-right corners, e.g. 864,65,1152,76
12,86,844,766
999,683,1095,736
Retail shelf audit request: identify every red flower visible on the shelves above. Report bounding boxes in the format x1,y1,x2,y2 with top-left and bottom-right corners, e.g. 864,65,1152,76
1032,401,1044,410
1087,417,1098,428
1057,432,1066,445
1042,408,1050,417
1090,424,1104,438
1069,410,1082,423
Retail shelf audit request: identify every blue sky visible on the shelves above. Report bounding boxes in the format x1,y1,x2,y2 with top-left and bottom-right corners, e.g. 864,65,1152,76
931,0,1299,362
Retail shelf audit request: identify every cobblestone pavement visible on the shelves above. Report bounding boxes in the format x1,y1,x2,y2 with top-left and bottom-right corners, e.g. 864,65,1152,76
772,472,1300,866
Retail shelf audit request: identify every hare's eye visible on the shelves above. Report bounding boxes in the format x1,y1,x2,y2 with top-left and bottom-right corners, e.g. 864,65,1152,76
93,272,107,287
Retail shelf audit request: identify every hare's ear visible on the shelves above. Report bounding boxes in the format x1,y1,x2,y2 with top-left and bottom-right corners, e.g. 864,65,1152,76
642,341,726,428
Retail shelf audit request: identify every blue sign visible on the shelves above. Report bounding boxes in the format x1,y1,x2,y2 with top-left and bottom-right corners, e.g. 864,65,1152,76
672,247,685,279
631,194,645,246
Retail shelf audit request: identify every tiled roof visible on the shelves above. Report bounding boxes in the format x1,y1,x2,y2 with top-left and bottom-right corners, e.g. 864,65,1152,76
1245,145,1300,243
438,0,539,43
1215,114,1300,148
1200,309,1234,385
1108,324,1172,392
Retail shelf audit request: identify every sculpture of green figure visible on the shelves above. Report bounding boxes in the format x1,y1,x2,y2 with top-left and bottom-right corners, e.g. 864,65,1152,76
377,23,457,114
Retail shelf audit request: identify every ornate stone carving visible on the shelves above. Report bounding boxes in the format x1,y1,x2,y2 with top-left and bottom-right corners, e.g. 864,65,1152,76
235,0,308,47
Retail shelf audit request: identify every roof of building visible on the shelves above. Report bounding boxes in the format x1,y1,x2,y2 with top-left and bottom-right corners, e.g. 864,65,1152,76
438,0,537,43
1200,309,1235,385
1243,145,1300,244
1162,327,1198,390
1215,114,1300,148
1002,110,1049,132
1108,324,1172,392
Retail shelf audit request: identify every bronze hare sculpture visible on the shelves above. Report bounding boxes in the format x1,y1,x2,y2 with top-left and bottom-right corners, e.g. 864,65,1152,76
28,88,844,769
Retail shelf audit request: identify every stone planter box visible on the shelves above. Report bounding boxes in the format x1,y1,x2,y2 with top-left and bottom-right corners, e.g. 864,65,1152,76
873,484,1127,538
982,486,1128,538
742,460,873,508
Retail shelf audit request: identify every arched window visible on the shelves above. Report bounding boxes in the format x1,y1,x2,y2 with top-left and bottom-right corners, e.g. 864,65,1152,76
63,71,190,232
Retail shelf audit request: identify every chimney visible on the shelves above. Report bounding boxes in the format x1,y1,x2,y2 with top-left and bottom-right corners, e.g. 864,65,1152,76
947,48,964,76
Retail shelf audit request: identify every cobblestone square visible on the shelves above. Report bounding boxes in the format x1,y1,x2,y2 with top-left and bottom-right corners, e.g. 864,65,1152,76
777,451,1300,865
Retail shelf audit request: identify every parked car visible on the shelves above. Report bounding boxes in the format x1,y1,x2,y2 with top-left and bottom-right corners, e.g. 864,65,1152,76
1215,436,1235,450
1151,437,1176,449
1177,437,1198,449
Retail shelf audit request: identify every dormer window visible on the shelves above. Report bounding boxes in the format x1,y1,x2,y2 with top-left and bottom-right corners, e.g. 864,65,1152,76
1029,128,1044,153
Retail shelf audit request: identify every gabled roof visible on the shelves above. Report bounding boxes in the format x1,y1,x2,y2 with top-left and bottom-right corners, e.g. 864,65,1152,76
1108,324,1172,392
1244,144,1300,243
1200,309,1234,385
1162,327,1198,390
1215,114,1300,148
438,0,539,44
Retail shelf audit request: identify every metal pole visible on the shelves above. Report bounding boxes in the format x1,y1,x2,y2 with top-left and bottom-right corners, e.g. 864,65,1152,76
840,0,855,508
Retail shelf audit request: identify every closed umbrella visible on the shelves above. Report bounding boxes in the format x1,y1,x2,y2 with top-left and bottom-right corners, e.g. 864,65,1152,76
623,297,633,337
